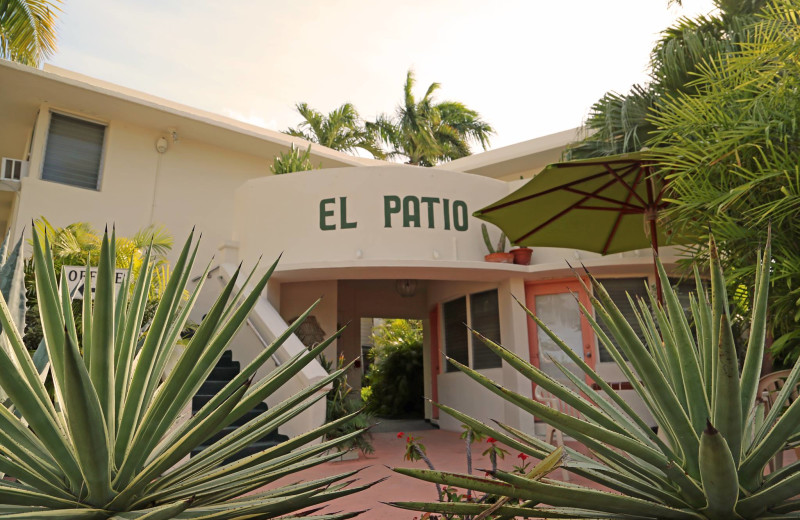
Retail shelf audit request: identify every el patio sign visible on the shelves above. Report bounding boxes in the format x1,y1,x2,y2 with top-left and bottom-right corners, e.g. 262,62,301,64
63,265,128,299
319,195,469,231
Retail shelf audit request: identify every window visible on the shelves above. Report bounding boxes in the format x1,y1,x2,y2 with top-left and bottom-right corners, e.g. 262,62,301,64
442,290,502,372
443,297,468,372
42,113,105,190
470,290,502,369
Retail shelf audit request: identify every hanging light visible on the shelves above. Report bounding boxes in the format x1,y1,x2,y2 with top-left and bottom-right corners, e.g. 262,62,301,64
395,279,418,298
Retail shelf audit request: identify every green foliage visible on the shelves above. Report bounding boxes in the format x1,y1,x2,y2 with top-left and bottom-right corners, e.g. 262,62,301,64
23,219,174,351
367,70,494,166
362,319,424,417
317,353,374,455
0,226,371,516
285,102,386,159
269,143,319,174
650,0,800,361
0,0,60,66
393,234,800,518
566,2,763,159
480,223,507,254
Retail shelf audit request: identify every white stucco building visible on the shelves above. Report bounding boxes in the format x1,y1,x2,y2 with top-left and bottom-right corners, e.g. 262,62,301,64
0,59,681,436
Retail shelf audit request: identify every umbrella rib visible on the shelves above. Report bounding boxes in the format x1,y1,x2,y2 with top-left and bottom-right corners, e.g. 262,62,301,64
514,174,629,243
564,187,643,210
576,206,643,213
601,165,646,255
604,163,648,207
478,169,624,214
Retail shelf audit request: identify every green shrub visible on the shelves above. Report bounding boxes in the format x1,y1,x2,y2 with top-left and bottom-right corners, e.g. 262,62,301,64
363,319,424,417
0,227,371,517
393,234,800,519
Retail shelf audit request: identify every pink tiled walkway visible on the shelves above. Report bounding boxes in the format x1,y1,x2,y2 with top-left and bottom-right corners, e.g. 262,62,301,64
259,429,597,519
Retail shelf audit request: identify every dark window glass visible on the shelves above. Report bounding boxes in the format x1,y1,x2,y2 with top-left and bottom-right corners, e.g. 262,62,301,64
42,113,105,190
470,290,502,369
443,297,468,372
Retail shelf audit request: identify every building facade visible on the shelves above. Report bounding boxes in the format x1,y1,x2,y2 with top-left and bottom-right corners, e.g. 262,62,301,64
1,60,681,436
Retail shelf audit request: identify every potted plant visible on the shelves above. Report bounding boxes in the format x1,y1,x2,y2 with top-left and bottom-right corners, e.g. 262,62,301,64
481,224,514,263
510,245,533,265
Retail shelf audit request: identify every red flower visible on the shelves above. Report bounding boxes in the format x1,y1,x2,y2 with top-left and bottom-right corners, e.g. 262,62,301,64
397,432,404,438
486,437,497,443
517,453,529,461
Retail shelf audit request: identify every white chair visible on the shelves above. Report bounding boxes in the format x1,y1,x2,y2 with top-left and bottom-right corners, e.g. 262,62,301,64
535,385,581,480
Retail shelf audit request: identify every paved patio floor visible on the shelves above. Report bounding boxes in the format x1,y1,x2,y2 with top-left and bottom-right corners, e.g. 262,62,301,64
259,427,598,519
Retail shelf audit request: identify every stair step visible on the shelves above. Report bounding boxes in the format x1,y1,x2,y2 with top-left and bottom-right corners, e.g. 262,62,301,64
204,425,288,445
231,402,269,426
208,363,240,380
219,350,233,364
198,379,231,395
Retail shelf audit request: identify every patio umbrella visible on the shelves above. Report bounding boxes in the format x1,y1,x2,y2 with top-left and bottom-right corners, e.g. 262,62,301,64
473,151,683,302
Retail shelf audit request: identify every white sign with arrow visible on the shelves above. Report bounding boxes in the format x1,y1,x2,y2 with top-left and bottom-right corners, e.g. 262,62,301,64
62,266,128,300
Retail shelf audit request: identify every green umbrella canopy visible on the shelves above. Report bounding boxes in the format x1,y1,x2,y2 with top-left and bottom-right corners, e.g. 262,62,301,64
474,151,683,255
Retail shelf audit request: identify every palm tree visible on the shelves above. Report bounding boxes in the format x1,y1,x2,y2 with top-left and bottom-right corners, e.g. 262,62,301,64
370,70,494,166
566,1,764,159
0,0,60,66
285,102,385,159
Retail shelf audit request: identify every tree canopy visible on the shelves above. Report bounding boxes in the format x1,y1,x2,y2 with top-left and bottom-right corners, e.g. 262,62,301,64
0,0,60,66
284,70,493,166
651,0,800,360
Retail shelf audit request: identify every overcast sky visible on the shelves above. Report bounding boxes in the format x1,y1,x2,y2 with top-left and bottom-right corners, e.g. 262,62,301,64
49,0,718,151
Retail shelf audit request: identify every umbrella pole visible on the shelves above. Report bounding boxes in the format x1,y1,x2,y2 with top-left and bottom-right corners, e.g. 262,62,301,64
649,212,663,306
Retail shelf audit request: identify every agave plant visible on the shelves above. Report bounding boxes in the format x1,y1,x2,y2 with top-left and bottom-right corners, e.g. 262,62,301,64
392,234,800,519
0,226,372,517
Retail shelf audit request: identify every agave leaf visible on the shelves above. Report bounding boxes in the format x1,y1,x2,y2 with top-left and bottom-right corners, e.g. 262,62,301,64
0,477,82,508
109,378,251,509
145,259,214,406
699,421,740,519
114,230,196,469
708,236,729,404
109,499,192,520
586,273,700,478
0,233,27,333
0,313,81,491
739,232,771,424
89,229,115,434
391,501,642,518
81,261,93,372
160,408,363,496
466,326,636,442
656,258,709,436
114,252,153,416
448,355,671,472
177,294,322,433
62,329,114,506
0,510,109,519
576,297,676,447
117,262,260,483
713,315,742,464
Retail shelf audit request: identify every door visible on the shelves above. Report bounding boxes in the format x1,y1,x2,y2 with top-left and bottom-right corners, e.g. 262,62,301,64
525,279,595,391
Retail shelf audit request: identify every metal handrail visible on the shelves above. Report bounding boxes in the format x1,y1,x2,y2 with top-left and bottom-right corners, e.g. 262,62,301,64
245,319,282,367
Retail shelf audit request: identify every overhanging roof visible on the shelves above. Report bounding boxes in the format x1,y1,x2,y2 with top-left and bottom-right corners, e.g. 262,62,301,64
1,59,377,168
440,127,580,179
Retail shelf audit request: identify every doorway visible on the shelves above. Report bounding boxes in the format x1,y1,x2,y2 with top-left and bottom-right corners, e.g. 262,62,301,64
360,318,425,419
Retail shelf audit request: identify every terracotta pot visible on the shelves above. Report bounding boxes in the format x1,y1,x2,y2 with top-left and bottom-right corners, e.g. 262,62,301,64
484,252,514,263
510,247,533,265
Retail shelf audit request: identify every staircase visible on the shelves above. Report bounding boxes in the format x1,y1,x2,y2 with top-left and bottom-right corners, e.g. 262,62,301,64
190,350,288,462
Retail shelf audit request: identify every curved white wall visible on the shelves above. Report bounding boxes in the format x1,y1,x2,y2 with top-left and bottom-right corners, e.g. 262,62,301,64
234,166,511,268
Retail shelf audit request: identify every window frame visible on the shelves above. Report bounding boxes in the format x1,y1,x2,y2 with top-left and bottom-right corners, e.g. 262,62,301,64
440,288,502,372
41,110,108,191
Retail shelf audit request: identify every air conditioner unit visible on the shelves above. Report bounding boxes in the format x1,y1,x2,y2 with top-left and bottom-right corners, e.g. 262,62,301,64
1,158,27,181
